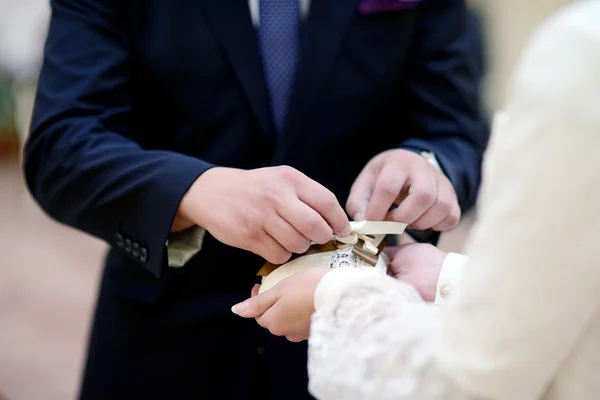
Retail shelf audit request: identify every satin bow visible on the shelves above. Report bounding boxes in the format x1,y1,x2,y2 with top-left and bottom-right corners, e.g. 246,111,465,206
333,220,407,264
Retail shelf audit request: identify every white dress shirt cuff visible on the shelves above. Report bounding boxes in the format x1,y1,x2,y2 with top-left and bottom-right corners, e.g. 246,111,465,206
434,252,467,306
166,226,206,267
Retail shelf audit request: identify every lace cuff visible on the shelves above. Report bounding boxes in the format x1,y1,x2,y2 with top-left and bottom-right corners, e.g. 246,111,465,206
314,266,384,310
309,268,476,400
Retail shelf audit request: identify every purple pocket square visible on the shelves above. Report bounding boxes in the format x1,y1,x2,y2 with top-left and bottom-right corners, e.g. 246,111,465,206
359,0,422,15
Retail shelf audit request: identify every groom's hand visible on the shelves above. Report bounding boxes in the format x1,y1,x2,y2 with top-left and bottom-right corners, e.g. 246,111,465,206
346,149,460,230
385,243,448,302
178,166,351,265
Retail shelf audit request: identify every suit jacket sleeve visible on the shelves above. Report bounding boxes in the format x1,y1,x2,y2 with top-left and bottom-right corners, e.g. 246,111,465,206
23,0,215,278
398,0,489,212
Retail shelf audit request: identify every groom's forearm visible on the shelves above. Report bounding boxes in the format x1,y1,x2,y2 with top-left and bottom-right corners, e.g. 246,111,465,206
434,253,468,306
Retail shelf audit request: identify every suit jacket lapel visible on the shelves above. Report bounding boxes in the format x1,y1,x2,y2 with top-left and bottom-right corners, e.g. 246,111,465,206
199,0,273,137
274,0,361,161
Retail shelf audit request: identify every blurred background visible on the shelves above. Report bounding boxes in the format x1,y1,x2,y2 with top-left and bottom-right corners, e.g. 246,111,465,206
0,1,572,399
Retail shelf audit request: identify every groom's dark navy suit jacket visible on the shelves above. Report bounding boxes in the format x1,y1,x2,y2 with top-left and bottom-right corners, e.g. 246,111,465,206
24,0,488,398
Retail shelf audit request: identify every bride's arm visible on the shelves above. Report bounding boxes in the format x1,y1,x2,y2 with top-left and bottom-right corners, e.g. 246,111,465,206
308,7,600,400
309,268,474,400
435,9,600,399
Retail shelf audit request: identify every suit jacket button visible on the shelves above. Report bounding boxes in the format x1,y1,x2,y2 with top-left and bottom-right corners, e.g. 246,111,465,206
139,248,148,263
124,238,132,253
132,242,140,258
115,233,124,248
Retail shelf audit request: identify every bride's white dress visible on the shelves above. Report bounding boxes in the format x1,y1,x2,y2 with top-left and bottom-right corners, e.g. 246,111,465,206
307,2,600,399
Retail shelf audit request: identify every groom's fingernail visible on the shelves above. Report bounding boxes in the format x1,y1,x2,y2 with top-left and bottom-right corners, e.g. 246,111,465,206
340,225,352,237
354,212,364,222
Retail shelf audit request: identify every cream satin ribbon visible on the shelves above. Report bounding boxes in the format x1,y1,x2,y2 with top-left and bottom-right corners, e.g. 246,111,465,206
348,220,408,236
258,220,407,294
334,220,408,255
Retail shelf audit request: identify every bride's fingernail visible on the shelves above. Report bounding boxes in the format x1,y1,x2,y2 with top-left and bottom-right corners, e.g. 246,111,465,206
354,212,364,222
231,302,247,315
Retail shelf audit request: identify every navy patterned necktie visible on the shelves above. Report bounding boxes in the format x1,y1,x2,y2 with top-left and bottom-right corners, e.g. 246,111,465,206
257,0,300,134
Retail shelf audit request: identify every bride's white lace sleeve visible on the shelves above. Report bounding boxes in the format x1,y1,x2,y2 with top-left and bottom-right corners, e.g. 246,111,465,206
308,267,475,400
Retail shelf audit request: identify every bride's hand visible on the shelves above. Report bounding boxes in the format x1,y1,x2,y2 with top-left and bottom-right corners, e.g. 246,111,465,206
231,268,329,342
385,243,448,301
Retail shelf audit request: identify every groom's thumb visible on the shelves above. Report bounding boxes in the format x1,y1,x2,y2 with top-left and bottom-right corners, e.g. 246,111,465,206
232,290,278,318
346,194,366,223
